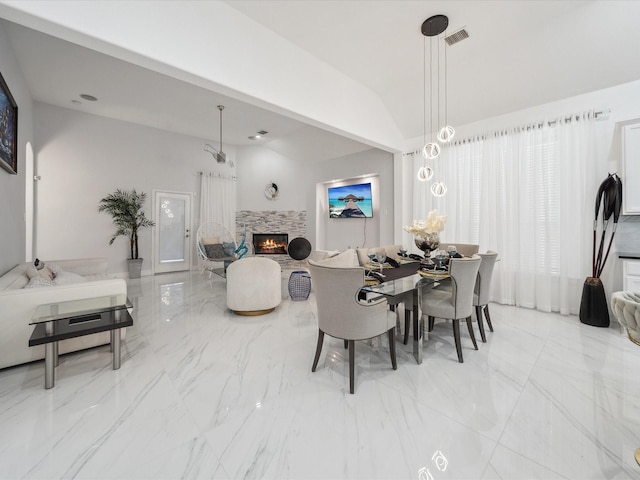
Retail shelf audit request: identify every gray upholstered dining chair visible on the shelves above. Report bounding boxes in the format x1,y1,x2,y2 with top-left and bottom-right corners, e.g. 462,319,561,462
438,243,479,257
308,259,397,394
474,251,499,342
611,291,640,346
420,255,482,363
610,291,640,466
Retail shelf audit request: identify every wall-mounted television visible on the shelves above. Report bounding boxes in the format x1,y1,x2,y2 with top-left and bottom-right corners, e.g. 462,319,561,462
328,182,373,218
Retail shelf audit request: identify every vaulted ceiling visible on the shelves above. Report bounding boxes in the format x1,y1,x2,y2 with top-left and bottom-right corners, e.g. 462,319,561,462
2,1,639,161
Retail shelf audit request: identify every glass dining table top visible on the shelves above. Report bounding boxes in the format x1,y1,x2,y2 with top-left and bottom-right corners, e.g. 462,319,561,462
361,272,449,298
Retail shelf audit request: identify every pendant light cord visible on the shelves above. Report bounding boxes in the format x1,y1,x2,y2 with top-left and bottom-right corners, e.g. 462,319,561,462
219,106,223,152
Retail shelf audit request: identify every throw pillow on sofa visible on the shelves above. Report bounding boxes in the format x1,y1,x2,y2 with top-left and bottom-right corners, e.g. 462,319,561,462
26,262,54,281
313,249,359,268
53,271,89,285
25,276,54,288
204,243,226,259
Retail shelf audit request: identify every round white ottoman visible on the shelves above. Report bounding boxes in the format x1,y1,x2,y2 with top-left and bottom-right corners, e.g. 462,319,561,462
226,257,282,315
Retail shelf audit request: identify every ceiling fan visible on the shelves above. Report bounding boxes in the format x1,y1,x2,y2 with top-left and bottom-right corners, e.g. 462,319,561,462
204,105,234,167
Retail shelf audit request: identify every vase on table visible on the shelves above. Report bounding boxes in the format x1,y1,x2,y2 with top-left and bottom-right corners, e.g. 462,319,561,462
414,233,440,257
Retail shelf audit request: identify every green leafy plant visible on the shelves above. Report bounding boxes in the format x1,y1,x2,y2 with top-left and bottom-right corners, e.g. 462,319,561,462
98,189,155,259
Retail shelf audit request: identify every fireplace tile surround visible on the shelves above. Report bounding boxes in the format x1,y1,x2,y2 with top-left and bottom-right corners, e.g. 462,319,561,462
236,211,306,269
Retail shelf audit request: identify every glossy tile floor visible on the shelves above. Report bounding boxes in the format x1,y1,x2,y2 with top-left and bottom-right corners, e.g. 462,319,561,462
1,270,640,479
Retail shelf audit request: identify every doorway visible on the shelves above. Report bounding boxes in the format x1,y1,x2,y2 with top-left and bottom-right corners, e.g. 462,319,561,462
153,190,192,274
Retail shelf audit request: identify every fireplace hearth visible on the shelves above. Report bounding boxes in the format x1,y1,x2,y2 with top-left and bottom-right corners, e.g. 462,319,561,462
253,233,289,255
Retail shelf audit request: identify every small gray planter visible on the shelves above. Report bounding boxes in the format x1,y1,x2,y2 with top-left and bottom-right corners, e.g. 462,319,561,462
127,258,143,279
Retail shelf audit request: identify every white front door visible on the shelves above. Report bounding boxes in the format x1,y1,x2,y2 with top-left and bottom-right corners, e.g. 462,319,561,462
153,191,192,274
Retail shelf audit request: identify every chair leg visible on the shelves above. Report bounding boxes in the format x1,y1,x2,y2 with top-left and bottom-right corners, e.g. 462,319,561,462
453,319,463,363
466,316,478,350
475,305,487,343
404,309,410,345
344,339,348,349
428,315,435,332
348,340,355,394
484,304,494,332
388,328,397,370
312,329,324,372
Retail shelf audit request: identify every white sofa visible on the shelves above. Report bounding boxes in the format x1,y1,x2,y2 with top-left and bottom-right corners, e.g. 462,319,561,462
310,246,404,267
0,258,128,370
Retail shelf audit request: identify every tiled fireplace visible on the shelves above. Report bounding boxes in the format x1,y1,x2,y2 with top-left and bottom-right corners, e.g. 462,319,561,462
236,211,307,268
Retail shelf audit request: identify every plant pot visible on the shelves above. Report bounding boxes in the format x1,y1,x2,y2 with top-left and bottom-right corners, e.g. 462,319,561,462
579,277,610,327
127,258,143,279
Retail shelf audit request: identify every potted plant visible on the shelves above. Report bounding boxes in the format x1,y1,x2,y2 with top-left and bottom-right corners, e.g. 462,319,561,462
98,189,155,278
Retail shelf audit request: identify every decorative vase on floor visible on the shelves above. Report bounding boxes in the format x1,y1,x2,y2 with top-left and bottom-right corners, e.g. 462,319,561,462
414,233,440,256
579,277,609,327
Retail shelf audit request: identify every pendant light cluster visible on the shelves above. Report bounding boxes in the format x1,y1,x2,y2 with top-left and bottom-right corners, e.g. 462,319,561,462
418,14,454,197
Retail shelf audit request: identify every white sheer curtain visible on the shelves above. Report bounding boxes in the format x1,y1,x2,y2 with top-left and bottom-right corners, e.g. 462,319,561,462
199,172,236,237
412,112,600,314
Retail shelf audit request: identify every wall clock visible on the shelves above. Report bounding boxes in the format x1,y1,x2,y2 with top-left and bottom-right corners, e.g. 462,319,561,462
264,182,279,200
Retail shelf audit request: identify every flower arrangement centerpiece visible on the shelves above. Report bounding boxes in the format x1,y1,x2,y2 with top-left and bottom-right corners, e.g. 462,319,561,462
403,209,447,254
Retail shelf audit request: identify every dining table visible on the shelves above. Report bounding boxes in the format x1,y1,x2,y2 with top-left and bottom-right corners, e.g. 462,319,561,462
361,260,450,364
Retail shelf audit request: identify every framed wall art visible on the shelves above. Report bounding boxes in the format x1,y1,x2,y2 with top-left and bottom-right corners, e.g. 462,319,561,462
0,70,18,174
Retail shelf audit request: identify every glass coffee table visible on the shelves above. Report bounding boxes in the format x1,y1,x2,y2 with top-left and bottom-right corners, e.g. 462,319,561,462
29,296,133,389
362,272,449,364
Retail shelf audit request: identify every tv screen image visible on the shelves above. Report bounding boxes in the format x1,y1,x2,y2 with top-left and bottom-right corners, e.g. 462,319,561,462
328,182,373,218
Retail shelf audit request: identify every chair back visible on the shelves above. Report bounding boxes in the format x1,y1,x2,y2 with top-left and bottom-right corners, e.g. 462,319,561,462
611,291,640,346
308,261,392,340
439,243,479,257
196,222,236,260
475,251,498,306
449,255,482,319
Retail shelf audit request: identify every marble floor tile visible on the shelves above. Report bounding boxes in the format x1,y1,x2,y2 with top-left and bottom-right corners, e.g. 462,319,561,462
1,270,639,479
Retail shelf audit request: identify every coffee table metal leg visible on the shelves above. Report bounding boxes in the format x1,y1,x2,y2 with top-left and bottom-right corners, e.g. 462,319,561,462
44,342,55,389
112,329,121,370
44,321,55,389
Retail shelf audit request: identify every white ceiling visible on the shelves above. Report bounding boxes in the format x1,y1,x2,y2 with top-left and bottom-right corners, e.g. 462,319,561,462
3,1,640,160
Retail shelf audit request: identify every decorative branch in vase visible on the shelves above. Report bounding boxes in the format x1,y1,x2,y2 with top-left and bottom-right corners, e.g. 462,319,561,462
580,173,622,327
403,209,447,257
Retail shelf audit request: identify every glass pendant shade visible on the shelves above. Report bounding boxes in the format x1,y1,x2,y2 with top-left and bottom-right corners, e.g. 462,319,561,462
422,142,441,159
417,165,434,182
437,125,455,143
431,181,447,197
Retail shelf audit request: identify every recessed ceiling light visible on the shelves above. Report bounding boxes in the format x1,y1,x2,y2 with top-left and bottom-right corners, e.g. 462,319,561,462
248,135,260,140
71,100,82,105
80,94,98,101
257,130,268,135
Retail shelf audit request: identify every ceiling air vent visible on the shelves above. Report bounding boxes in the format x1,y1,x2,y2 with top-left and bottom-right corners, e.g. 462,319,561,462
444,28,469,46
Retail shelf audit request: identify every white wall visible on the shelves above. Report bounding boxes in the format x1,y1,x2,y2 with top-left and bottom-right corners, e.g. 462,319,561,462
235,144,394,252
34,102,236,275
235,146,301,212
0,21,34,274
309,149,394,251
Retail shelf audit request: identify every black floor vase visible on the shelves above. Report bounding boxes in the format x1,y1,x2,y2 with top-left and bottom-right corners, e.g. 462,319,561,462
579,277,610,327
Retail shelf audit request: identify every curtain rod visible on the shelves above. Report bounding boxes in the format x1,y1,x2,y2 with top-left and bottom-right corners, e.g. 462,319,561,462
403,107,610,155
197,171,237,180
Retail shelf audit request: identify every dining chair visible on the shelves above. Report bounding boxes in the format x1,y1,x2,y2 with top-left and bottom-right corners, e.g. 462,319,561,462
610,291,640,466
474,251,499,342
308,260,397,393
420,255,481,363
438,243,479,257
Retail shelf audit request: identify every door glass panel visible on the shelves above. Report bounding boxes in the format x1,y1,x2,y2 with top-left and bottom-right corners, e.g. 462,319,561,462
159,196,185,263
